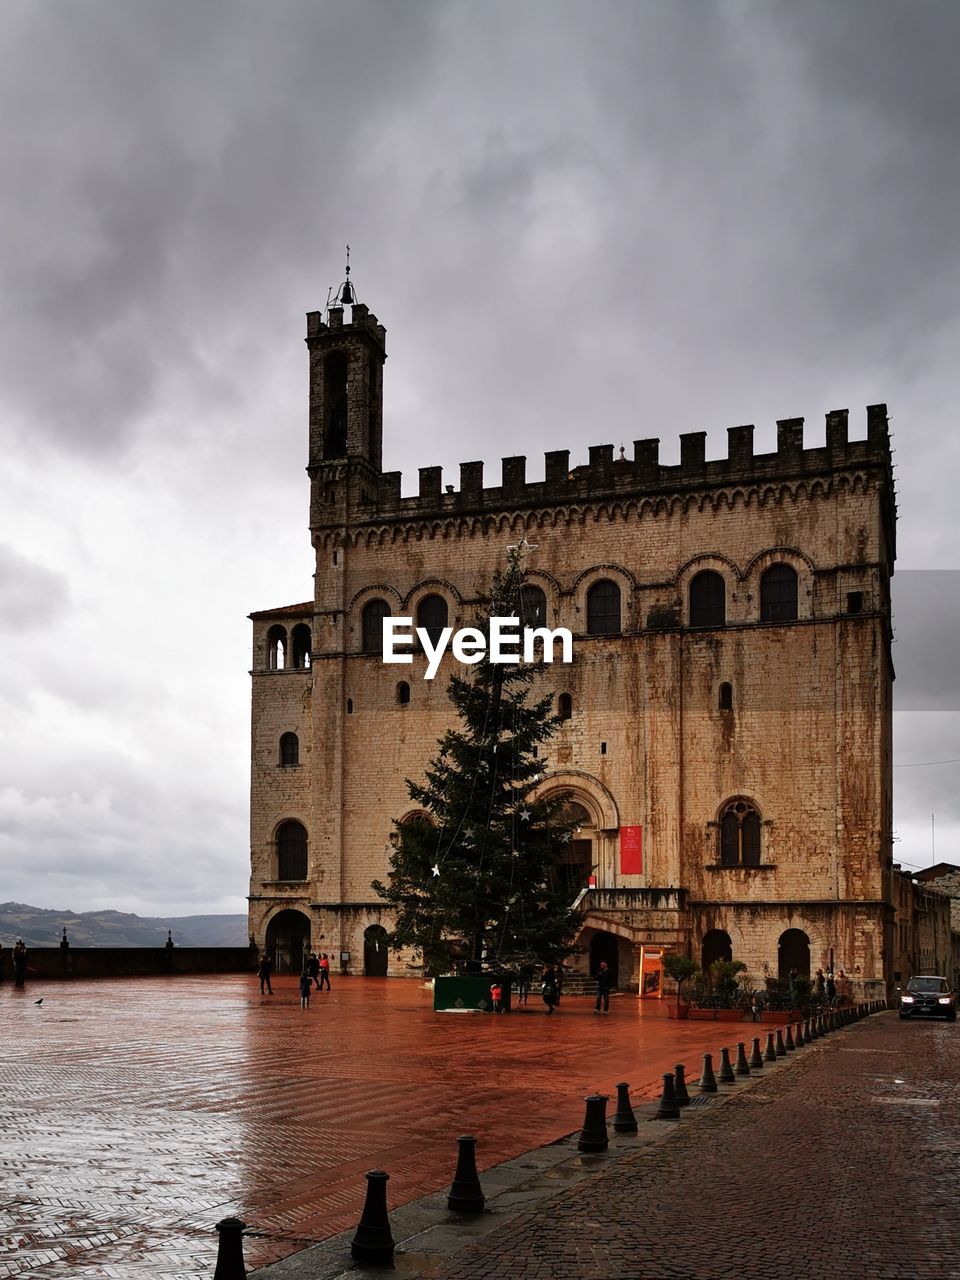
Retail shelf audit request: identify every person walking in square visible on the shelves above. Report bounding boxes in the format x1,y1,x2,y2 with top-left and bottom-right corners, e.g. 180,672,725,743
595,960,614,1015
13,940,27,989
541,964,559,1015
299,966,312,1009
517,962,533,1006
490,981,503,1013
319,953,331,990
257,951,273,995
307,951,321,989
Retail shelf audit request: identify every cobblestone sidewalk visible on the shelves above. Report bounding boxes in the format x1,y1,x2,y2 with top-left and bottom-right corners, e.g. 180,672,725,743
427,1011,960,1280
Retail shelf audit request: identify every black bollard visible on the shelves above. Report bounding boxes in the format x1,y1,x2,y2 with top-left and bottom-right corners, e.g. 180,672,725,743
657,1072,681,1120
612,1082,638,1134
749,1036,764,1069
794,1021,805,1047
674,1063,691,1107
784,1024,795,1051
699,1052,718,1093
775,1028,786,1057
578,1094,609,1152
811,1014,821,1038
764,1032,777,1062
213,1217,247,1280
718,1046,736,1084
734,1042,751,1076
351,1170,395,1265
447,1135,485,1213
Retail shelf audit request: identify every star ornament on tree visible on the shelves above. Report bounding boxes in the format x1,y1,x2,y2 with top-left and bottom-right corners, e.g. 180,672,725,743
519,808,531,821
431,863,441,877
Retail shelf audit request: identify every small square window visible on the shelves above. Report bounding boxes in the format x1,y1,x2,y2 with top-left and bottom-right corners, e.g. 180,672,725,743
846,591,864,614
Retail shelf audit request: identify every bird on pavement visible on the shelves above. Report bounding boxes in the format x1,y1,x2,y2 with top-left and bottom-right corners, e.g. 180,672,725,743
34,998,43,1005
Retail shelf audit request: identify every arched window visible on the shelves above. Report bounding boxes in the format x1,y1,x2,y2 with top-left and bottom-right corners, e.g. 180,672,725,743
416,594,449,647
720,810,739,866
558,693,573,721
520,584,548,626
586,579,621,635
291,623,312,669
279,732,299,768
362,598,391,655
760,564,798,623
719,682,733,711
267,625,287,670
717,800,762,867
690,571,726,628
742,811,761,866
701,929,733,970
396,681,411,705
277,821,308,881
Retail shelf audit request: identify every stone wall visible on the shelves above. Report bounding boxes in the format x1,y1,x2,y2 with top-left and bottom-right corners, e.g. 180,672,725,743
1,947,258,981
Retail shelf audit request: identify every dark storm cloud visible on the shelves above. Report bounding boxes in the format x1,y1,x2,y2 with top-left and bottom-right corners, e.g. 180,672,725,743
0,0,436,456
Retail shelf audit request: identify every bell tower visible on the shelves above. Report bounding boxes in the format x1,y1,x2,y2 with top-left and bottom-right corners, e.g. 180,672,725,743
306,249,387,530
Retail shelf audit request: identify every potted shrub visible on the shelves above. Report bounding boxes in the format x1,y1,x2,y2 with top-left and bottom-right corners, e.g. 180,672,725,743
707,959,748,1019
663,954,700,1018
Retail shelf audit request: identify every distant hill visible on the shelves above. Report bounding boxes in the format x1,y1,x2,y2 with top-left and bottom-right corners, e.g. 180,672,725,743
0,902,249,948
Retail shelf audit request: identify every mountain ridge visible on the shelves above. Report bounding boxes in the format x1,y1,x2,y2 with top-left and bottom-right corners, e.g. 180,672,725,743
0,902,249,948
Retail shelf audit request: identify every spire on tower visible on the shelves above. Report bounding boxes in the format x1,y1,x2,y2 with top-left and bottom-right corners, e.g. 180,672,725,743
327,245,356,316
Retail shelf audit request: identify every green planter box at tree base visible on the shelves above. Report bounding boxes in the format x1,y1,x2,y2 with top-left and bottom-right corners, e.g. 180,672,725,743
434,975,512,1013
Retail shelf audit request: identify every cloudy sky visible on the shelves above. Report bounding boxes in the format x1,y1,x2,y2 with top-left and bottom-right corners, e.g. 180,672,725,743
1,0,958,916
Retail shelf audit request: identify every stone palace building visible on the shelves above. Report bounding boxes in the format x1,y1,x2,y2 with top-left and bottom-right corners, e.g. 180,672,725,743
248,280,898,998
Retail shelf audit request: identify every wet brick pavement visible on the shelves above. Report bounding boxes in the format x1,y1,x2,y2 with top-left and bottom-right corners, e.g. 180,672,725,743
429,1010,960,1280
0,974,778,1278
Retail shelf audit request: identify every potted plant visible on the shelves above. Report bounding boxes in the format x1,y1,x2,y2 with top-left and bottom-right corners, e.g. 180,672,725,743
663,954,700,1019
706,959,748,1019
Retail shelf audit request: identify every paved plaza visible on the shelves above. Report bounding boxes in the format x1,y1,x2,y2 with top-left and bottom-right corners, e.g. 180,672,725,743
0,973,763,1278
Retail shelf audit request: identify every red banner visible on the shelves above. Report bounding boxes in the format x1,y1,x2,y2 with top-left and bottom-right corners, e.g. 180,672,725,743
620,825,643,874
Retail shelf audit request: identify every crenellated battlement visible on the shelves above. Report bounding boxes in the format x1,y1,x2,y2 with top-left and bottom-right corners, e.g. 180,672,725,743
372,406,892,518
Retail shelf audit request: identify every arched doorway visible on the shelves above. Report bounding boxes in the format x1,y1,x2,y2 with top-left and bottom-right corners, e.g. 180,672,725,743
590,931,619,986
701,929,733,971
364,924,389,976
778,929,811,980
265,909,311,974
551,802,595,896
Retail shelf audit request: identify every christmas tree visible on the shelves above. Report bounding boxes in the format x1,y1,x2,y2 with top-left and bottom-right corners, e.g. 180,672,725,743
372,541,582,975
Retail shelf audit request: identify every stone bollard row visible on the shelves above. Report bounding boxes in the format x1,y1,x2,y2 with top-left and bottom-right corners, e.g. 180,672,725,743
336,999,895,1274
